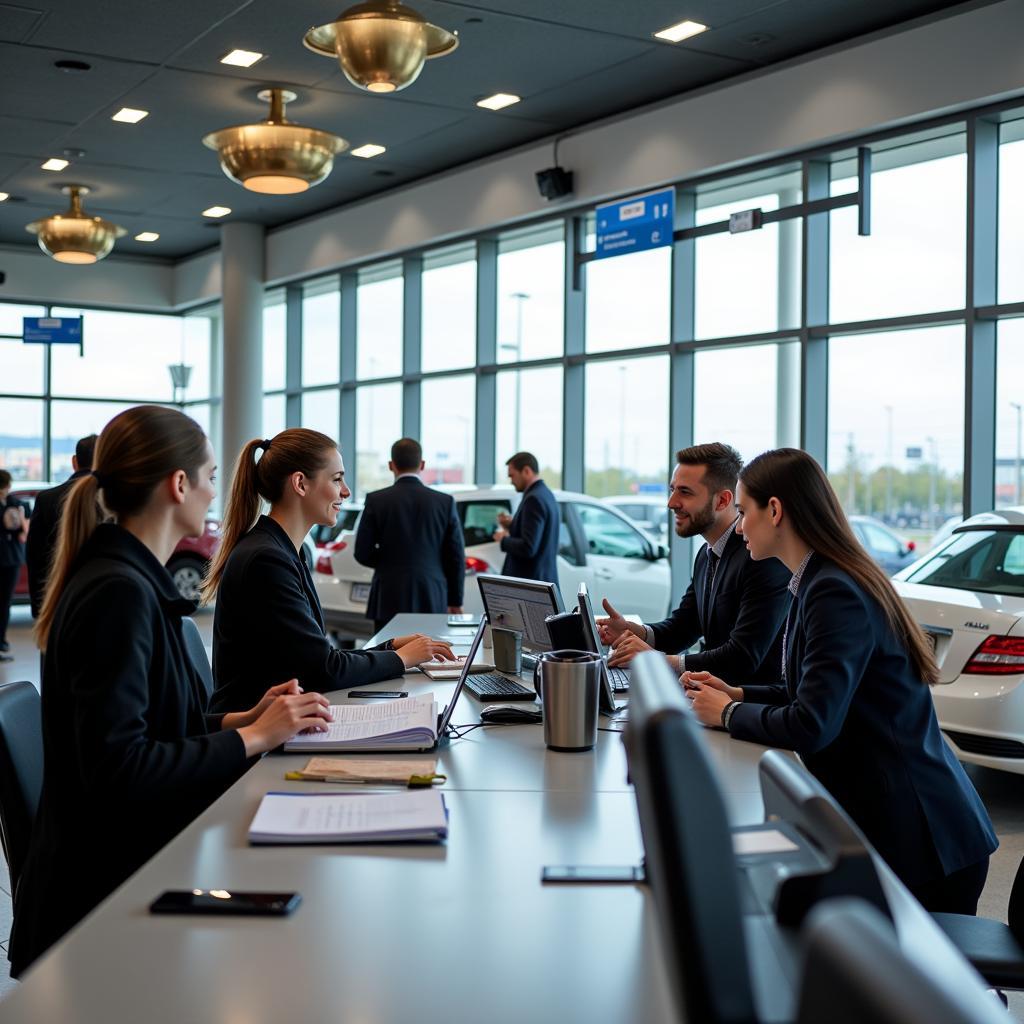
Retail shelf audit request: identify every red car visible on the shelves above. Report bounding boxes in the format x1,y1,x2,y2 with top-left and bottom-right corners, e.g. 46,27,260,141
11,483,221,604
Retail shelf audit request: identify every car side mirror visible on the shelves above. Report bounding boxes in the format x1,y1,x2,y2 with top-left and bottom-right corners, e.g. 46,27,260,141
651,543,669,561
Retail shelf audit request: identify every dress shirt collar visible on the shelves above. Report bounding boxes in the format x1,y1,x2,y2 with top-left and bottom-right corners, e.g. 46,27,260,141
707,516,738,560
788,549,815,596
395,472,422,483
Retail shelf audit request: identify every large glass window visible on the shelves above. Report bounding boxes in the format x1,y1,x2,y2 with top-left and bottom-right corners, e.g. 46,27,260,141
830,138,967,323
996,320,1024,508
694,342,800,460
262,394,286,440
302,389,340,441
421,375,475,486
584,356,670,497
0,398,44,481
357,263,403,380
495,365,562,487
585,247,671,354
302,279,340,387
50,400,139,482
181,311,215,402
51,307,184,401
695,169,802,339
999,120,1024,304
421,245,476,373
262,291,286,393
497,224,565,362
0,303,46,396
827,326,964,542
355,382,402,497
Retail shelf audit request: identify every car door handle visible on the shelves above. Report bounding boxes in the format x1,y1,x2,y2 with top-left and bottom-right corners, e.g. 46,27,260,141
594,568,615,580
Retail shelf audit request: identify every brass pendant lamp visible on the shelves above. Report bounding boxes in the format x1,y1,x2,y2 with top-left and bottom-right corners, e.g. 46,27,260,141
25,185,125,264
203,88,348,195
304,0,458,95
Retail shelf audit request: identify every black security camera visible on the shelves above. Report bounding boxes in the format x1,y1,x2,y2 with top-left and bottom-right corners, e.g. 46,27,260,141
535,166,573,201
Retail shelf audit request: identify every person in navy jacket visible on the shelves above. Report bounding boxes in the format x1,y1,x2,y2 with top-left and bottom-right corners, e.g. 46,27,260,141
687,448,997,914
205,429,455,714
355,437,465,633
493,451,559,584
11,407,331,978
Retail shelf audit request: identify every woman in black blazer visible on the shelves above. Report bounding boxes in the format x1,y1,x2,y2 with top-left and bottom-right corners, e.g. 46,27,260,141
204,430,455,714
687,448,997,914
9,407,330,977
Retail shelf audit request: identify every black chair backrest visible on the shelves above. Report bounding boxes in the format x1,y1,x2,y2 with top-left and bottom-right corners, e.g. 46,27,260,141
181,617,213,700
0,681,43,900
622,652,757,1024
759,749,890,925
798,898,1010,1024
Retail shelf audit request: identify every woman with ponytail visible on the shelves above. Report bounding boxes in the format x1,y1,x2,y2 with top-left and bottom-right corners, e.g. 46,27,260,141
10,407,330,977
686,448,996,914
205,430,453,714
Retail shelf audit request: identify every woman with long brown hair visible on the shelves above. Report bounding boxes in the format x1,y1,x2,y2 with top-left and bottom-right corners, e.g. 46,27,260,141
10,406,330,977
686,448,997,914
204,429,454,714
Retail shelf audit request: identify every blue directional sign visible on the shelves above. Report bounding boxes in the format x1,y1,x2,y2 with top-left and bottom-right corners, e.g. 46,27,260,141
595,187,675,260
22,316,83,344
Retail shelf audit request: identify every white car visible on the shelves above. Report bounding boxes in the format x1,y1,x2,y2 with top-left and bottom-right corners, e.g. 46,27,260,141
604,494,670,545
312,487,672,636
893,507,1024,774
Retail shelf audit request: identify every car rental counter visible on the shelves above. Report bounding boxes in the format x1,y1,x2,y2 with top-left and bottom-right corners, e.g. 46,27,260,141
0,616,993,1024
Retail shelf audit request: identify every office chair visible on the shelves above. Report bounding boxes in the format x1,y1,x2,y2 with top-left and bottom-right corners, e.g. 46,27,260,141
930,855,1024,990
0,681,43,904
797,898,1009,1024
623,652,758,1024
181,616,214,700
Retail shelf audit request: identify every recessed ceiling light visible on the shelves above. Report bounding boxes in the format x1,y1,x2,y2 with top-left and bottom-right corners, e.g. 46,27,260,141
220,49,264,68
0,193,8,202
654,19,708,43
351,143,386,159
134,231,160,242
112,107,149,124
41,158,69,171
476,93,520,111
202,206,231,218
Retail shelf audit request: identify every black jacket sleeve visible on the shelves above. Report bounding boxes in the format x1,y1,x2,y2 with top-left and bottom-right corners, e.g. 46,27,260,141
353,496,379,569
24,491,55,616
728,576,872,754
500,493,547,560
66,575,247,803
682,556,791,681
442,497,465,606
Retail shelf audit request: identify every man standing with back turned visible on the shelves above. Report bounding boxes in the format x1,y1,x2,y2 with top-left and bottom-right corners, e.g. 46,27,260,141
493,451,559,584
355,437,465,634
598,442,790,682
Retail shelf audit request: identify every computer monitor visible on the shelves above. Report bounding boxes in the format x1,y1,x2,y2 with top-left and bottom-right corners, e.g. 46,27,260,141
476,574,564,656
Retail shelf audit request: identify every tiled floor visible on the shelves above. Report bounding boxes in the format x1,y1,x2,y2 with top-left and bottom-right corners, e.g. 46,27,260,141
1,603,1023,1013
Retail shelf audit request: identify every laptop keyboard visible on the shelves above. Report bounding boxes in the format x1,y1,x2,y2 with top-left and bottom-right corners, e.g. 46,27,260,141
608,666,630,694
465,673,536,701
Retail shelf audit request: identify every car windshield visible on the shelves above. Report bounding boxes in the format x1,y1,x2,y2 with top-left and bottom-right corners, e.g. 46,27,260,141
903,529,1024,596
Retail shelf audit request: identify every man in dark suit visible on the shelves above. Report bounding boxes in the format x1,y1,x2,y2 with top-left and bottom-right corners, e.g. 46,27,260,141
493,451,559,584
598,442,790,683
25,433,97,618
354,437,465,633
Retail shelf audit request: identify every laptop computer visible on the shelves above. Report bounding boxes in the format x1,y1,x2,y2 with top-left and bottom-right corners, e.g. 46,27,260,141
577,582,629,714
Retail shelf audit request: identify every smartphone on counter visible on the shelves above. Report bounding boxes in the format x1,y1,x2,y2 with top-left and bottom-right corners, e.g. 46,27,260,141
447,614,481,627
347,690,408,699
541,866,644,885
149,890,301,916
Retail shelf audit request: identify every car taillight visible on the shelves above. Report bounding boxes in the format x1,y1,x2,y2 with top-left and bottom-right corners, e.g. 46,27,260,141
963,636,1024,675
314,540,346,576
465,556,491,575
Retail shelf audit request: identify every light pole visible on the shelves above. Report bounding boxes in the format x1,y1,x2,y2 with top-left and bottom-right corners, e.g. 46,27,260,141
168,363,192,407
1012,401,1023,506
926,436,938,530
884,405,893,523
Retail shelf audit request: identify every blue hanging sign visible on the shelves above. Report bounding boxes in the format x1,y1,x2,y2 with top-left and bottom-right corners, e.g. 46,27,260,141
594,188,675,260
22,316,83,344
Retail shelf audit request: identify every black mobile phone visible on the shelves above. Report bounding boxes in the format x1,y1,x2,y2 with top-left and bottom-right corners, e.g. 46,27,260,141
447,614,480,627
541,865,644,885
348,690,408,699
149,890,301,916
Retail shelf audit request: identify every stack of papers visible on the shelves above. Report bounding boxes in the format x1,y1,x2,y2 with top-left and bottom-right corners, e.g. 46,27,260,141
288,756,440,785
284,693,439,752
249,790,449,844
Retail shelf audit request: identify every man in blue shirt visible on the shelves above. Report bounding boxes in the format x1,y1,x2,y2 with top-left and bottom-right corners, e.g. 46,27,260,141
493,452,559,584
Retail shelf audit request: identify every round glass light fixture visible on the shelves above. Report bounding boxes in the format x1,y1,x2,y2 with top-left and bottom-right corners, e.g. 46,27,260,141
202,88,347,195
25,185,125,264
303,0,458,95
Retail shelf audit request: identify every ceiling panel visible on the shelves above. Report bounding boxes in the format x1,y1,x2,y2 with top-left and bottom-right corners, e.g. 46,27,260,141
0,2,45,43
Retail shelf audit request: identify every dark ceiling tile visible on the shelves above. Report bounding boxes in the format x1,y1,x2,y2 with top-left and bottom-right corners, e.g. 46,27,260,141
0,2,45,43
0,114,74,160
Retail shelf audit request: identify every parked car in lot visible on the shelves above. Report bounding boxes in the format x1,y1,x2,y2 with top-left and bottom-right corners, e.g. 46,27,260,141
9,484,317,605
604,494,669,545
848,514,918,575
312,487,672,636
893,507,1024,774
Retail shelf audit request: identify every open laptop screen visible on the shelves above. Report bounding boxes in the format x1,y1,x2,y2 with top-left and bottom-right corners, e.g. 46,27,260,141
437,618,487,737
477,574,563,655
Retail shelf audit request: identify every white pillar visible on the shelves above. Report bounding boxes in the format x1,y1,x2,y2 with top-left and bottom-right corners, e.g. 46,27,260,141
220,222,265,483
